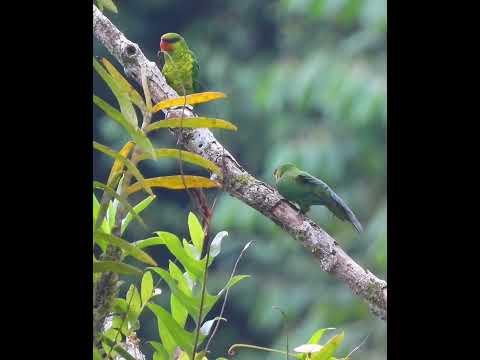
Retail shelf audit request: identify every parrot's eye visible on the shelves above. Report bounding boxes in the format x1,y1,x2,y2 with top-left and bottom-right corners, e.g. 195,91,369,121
162,37,180,44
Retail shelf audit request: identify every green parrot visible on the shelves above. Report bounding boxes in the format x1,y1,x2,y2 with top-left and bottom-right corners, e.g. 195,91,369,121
273,163,363,233
159,32,200,95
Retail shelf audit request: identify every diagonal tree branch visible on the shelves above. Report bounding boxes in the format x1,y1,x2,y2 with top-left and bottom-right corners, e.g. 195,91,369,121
93,5,387,321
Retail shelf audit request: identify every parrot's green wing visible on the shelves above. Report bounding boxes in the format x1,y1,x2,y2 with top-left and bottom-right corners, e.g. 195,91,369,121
191,51,201,93
296,172,330,201
296,173,363,233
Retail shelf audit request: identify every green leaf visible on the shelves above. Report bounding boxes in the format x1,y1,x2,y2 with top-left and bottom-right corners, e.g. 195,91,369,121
141,271,153,306
93,57,136,127
311,332,345,360
149,342,169,360
183,240,201,260
126,284,142,320
168,261,192,294
147,303,195,356
93,193,110,241
101,58,146,112
107,141,135,185
121,195,156,235
93,261,142,276
94,231,157,266
93,345,102,360
127,175,219,195
93,181,147,231
93,95,155,156
308,328,336,345
150,267,200,322
96,0,118,13
188,212,204,251
169,262,190,327
136,148,222,176
155,232,203,279
146,117,237,133
153,352,168,360
93,141,153,196
132,237,165,249
102,337,138,360
113,298,128,313
171,291,188,328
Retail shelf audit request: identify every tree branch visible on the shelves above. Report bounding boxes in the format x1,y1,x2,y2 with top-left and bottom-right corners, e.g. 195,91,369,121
93,5,387,321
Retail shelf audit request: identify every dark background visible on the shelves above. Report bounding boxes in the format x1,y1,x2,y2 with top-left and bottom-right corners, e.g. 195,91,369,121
93,0,387,358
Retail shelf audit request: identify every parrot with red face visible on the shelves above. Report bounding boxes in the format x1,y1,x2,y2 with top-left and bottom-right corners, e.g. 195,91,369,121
159,32,200,96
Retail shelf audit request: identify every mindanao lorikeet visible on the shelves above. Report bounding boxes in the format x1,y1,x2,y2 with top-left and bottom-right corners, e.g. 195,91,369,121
159,32,200,95
273,163,363,233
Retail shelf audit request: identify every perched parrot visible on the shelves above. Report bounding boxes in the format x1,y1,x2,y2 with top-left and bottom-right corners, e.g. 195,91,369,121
159,32,200,95
273,163,363,233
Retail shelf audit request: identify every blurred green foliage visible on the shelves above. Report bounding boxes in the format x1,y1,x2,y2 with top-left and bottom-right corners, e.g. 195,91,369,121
93,0,386,359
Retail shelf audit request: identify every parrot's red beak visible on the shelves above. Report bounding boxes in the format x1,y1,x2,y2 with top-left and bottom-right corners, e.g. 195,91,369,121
160,40,172,52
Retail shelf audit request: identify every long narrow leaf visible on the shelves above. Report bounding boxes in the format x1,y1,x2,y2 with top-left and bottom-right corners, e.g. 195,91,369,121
93,141,153,195
93,57,138,127
147,303,195,355
101,58,146,112
93,261,143,276
94,231,157,266
93,181,147,231
93,193,110,236
126,176,219,195
140,64,153,111
151,92,226,113
121,195,156,235
150,267,200,321
132,237,165,249
154,232,204,279
107,141,135,184
93,95,155,156
136,148,222,176
146,117,237,133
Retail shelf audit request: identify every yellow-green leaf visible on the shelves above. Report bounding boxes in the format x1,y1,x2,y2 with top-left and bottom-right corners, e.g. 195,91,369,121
311,332,345,360
136,148,221,176
93,58,137,127
93,261,142,276
93,141,153,195
188,212,204,251
101,58,146,112
126,176,220,195
107,142,135,185
146,117,237,133
151,92,226,113
94,231,157,266
147,303,195,355
93,95,155,157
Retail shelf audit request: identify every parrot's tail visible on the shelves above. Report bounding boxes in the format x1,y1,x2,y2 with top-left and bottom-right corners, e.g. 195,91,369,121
349,214,364,233
331,191,364,233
